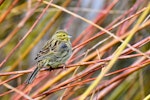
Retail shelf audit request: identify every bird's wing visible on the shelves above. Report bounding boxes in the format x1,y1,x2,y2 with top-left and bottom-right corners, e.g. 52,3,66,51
35,40,52,60
35,39,60,60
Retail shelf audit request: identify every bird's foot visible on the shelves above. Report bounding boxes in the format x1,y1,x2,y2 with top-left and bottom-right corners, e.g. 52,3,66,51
62,64,67,70
44,67,54,71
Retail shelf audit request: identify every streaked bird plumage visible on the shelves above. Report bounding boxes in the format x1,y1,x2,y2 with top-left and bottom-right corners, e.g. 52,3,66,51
26,30,72,84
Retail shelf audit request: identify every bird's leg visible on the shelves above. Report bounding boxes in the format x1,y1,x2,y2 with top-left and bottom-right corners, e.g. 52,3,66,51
49,67,55,71
44,66,54,71
62,63,67,70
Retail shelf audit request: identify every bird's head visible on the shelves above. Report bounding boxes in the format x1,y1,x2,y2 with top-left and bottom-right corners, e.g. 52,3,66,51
53,30,71,42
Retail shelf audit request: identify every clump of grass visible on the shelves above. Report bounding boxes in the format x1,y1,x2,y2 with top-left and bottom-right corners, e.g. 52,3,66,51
0,0,150,100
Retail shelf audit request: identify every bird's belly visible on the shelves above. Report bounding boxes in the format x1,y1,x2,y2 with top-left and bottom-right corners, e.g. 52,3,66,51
42,49,71,68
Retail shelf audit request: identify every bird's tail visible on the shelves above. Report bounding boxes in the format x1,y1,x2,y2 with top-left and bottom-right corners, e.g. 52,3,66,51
26,67,41,84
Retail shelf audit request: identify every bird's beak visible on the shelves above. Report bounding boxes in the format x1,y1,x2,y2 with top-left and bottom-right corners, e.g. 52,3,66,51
68,35,72,38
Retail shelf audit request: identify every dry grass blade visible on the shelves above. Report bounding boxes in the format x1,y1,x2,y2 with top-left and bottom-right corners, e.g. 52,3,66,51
79,3,150,99
0,0,150,100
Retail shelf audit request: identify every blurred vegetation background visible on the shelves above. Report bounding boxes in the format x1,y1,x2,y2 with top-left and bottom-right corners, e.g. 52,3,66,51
0,0,150,100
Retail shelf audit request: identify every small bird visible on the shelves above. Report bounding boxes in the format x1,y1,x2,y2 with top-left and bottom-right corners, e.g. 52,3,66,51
26,30,72,84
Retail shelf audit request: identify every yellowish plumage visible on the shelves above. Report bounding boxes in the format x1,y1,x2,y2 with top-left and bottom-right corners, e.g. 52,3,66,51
26,30,72,84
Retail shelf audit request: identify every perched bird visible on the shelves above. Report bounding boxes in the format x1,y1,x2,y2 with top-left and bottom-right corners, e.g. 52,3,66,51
26,30,72,84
